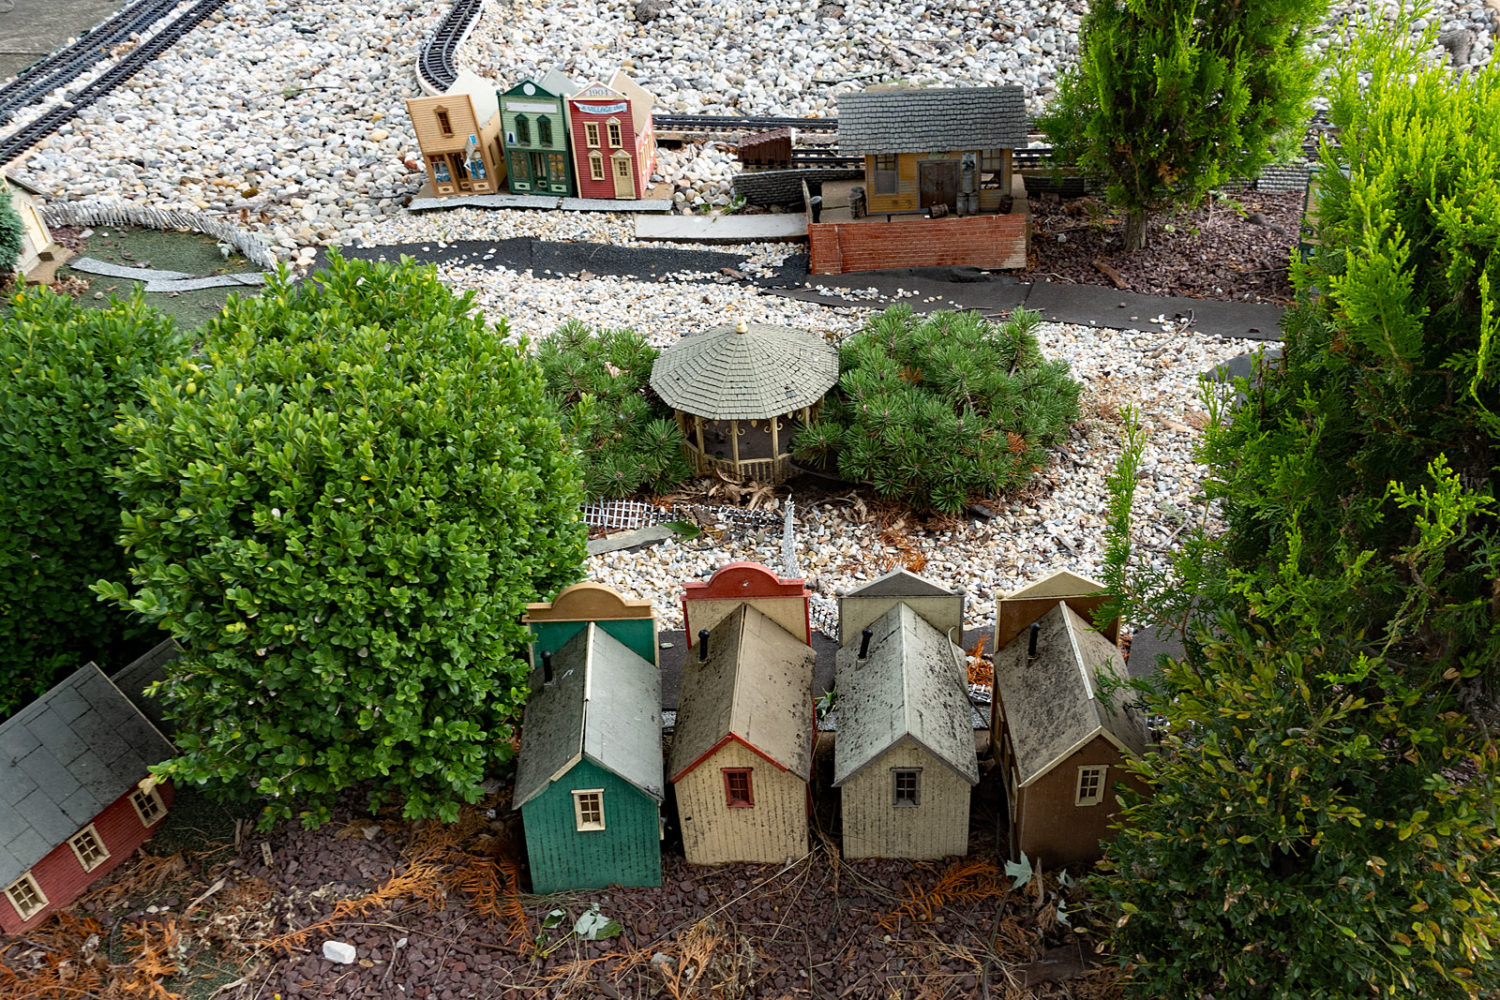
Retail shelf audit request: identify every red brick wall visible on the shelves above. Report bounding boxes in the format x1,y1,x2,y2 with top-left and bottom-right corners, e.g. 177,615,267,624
808,214,1029,274
0,781,174,934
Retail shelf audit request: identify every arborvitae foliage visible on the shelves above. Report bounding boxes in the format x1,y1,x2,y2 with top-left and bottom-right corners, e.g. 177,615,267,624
793,307,1079,514
0,182,24,277
1204,11,1500,688
1037,0,1328,250
534,322,692,499
0,290,185,717
95,253,588,828
1092,17,1500,996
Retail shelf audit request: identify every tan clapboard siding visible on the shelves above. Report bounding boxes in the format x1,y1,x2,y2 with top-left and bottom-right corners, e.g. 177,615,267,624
864,152,922,213
840,738,970,860
684,598,806,647
839,596,963,648
676,741,807,865
408,95,484,153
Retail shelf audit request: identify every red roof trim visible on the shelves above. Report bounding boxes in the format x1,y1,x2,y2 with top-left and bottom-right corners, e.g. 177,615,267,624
669,732,790,784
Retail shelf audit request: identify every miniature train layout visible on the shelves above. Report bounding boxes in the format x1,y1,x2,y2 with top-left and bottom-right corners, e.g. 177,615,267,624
0,563,1147,928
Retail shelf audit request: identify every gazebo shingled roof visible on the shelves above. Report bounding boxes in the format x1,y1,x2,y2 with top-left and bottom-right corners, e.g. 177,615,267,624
649,321,839,421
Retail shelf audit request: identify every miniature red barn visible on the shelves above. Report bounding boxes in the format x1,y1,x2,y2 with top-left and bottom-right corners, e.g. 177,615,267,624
566,71,658,201
0,662,176,934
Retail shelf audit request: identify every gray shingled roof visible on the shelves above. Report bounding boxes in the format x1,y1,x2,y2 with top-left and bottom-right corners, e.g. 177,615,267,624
512,624,664,810
837,86,1029,156
845,568,958,600
538,68,582,99
109,638,182,735
832,603,979,788
649,322,839,421
668,603,815,782
993,602,1149,788
0,664,174,886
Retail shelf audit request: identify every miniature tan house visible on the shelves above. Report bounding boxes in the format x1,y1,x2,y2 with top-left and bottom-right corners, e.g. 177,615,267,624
3,173,57,278
649,319,840,485
405,70,506,197
991,571,1148,866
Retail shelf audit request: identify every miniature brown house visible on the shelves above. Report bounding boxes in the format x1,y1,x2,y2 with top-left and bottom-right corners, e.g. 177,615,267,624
405,70,506,197
670,562,816,865
833,570,979,860
991,572,1148,866
649,319,840,485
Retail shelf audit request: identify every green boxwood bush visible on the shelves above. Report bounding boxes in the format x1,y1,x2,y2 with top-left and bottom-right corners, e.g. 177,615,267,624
0,182,24,278
793,306,1080,513
536,321,692,499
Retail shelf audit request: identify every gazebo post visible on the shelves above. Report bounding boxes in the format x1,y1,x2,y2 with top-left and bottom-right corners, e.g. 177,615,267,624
730,419,741,471
694,414,706,471
770,414,781,463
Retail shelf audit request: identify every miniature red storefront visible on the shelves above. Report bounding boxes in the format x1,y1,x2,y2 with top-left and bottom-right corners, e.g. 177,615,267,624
566,71,658,201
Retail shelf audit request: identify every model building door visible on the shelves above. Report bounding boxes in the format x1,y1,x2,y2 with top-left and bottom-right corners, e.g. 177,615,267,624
919,161,959,212
612,151,635,199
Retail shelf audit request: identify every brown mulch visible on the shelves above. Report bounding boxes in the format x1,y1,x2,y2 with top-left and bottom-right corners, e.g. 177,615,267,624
0,757,1121,1000
1021,191,1302,305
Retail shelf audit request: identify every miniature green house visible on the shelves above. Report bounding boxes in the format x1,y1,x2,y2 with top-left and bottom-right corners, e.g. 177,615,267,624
500,69,581,197
513,586,663,894
649,319,840,485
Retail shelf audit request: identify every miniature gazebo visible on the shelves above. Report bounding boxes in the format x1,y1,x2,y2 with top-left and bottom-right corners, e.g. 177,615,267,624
649,319,839,484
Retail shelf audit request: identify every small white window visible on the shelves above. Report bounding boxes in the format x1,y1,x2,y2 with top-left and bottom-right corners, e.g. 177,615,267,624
893,768,921,807
589,152,605,181
585,122,600,148
68,825,110,871
4,873,48,921
130,786,166,827
573,789,605,831
607,118,623,147
1075,765,1107,807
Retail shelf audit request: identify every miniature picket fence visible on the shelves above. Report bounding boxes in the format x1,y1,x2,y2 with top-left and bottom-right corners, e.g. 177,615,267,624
42,199,279,271
580,498,785,532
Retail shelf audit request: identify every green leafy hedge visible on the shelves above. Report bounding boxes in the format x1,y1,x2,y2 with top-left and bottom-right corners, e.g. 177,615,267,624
0,182,24,277
793,306,1080,513
0,290,185,716
536,321,692,500
96,253,587,827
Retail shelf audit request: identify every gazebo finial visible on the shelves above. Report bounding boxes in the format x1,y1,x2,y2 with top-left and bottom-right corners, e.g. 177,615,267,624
735,318,749,334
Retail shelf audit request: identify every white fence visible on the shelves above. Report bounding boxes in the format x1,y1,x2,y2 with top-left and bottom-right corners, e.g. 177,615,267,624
580,498,784,532
42,199,279,271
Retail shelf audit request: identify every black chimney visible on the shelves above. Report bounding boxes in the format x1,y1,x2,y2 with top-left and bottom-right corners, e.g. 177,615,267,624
698,629,710,661
858,626,873,660
542,649,553,684
1027,622,1040,658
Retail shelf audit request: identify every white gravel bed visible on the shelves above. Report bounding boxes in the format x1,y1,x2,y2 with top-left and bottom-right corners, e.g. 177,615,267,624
585,317,1259,634
10,0,1494,256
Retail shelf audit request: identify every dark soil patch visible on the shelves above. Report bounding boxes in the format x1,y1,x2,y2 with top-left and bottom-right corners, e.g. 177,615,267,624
1022,191,1302,304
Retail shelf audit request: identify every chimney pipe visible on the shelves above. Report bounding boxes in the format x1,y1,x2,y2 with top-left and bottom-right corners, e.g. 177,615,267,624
698,629,710,661
858,626,873,660
542,649,554,684
1027,622,1040,658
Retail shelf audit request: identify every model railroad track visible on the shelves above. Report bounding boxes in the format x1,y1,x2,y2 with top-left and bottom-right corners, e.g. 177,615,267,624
416,0,484,94
0,0,184,126
0,0,229,167
653,113,839,133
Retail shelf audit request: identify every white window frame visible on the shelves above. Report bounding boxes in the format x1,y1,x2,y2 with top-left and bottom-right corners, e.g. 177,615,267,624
606,118,623,148
68,824,110,872
584,122,601,148
1075,765,1108,807
572,789,606,832
4,873,48,921
589,151,605,181
130,786,166,827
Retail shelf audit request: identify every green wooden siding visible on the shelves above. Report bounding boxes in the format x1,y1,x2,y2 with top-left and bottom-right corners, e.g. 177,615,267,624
500,97,573,195
529,619,657,668
521,758,661,893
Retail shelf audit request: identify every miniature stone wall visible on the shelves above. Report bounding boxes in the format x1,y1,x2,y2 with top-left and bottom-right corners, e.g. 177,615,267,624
732,167,864,207
808,213,1028,274
42,200,279,270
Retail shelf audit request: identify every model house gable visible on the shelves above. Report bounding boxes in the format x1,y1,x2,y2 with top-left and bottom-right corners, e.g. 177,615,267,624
680,561,811,651
837,568,965,646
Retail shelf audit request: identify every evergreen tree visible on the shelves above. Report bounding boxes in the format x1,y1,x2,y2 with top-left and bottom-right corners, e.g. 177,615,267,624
96,254,587,827
1037,0,1328,250
0,181,25,277
793,307,1079,514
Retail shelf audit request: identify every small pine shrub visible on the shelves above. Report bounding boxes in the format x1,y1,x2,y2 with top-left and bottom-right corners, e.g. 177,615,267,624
536,322,693,499
794,307,1080,513
0,182,25,277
